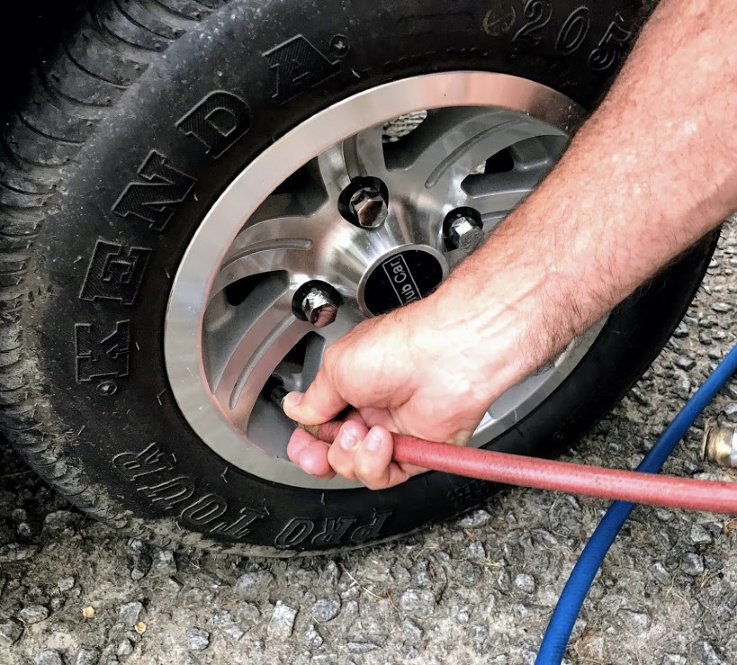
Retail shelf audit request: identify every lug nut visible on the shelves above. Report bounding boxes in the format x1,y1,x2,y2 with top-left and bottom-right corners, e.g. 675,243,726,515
448,215,484,254
701,425,737,468
349,186,388,229
301,286,339,328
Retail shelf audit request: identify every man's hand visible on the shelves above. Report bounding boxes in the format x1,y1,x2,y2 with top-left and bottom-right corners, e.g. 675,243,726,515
284,282,556,489
284,301,493,489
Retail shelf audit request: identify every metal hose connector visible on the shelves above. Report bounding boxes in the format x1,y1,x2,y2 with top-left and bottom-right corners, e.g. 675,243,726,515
702,424,737,468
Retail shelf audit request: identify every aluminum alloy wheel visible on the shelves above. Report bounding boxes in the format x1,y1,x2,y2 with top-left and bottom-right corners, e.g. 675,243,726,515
165,72,602,489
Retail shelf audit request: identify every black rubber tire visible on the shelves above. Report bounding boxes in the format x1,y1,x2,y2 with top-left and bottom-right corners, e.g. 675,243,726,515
0,0,717,555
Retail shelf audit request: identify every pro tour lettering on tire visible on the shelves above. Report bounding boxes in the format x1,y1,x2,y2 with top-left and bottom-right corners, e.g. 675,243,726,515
112,442,391,547
113,444,267,538
274,512,392,548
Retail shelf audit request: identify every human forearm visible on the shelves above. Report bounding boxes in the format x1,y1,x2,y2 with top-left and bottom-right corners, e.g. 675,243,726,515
433,0,737,385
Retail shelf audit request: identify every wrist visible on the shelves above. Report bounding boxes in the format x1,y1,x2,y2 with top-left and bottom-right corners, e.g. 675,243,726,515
419,217,583,395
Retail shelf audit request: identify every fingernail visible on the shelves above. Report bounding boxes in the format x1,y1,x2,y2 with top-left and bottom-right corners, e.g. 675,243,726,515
339,427,356,451
284,392,303,410
365,429,381,452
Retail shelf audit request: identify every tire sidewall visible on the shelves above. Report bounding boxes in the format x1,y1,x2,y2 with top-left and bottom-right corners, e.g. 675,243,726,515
22,0,692,553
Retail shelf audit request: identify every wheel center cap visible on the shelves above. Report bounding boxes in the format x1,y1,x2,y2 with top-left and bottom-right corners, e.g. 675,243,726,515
362,246,447,316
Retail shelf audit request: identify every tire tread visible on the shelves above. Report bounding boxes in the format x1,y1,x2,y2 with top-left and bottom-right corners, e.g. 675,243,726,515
0,0,220,545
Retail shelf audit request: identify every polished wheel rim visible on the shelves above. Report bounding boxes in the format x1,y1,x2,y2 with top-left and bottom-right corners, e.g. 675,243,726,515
165,71,602,489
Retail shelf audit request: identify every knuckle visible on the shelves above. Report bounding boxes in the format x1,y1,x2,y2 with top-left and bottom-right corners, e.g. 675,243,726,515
360,475,387,491
327,447,354,479
322,348,347,388
322,346,340,371
326,444,343,467
355,452,382,484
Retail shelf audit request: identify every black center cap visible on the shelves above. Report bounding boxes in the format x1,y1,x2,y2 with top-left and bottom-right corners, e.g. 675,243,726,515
363,249,444,316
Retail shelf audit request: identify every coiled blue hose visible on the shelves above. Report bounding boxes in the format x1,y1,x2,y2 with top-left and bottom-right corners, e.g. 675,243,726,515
536,342,737,665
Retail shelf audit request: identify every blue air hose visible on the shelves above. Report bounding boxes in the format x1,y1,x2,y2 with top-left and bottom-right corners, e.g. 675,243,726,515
536,342,737,665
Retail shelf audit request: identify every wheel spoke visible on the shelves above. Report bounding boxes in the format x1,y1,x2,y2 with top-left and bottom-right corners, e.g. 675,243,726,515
385,108,513,181
212,291,312,427
211,212,324,297
344,123,391,181
459,169,546,220
461,135,564,219
388,108,564,208
315,144,352,198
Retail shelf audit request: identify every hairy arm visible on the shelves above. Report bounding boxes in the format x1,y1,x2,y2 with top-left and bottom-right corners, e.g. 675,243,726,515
285,0,737,488
440,0,737,380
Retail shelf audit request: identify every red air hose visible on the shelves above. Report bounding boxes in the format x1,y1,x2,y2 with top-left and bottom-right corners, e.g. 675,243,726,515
310,421,737,514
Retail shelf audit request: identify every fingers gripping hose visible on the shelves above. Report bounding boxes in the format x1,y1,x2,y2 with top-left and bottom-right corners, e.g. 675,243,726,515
312,398,737,514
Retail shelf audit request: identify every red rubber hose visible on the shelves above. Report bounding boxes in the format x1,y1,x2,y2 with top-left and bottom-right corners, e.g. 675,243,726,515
312,421,737,514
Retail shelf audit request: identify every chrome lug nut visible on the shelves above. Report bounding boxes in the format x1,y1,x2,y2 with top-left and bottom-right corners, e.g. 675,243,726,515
448,215,484,254
349,186,388,229
301,286,339,328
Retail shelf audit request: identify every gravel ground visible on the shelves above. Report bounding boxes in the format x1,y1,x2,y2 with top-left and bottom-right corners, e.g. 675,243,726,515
0,222,736,665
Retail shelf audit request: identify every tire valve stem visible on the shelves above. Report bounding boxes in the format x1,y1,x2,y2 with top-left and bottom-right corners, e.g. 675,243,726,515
271,383,289,409
701,424,737,468
263,375,289,409
263,376,319,436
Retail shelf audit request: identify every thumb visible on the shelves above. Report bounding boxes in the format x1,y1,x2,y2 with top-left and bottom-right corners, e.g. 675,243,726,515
283,367,349,426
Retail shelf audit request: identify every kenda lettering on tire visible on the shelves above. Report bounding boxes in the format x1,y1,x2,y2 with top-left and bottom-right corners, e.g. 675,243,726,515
74,34,350,395
72,32,393,546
